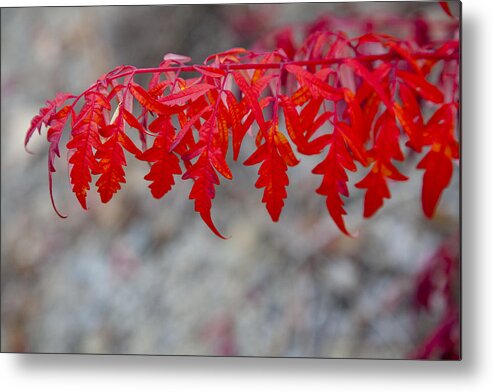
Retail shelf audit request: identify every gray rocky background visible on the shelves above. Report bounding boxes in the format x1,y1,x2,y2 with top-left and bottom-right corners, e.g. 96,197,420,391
1,3,459,357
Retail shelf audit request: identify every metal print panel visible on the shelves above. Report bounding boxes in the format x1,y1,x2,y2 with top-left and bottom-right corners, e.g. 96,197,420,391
1,1,460,359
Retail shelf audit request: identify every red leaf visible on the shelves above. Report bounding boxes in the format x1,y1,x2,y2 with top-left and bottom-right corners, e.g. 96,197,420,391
66,94,105,209
356,171,390,218
179,96,233,237
286,64,343,101
205,47,248,64
422,104,459,157
417,150,453,218
25,92,75,152
148,80,172,97
160,83,216,106
244,125,298,221
300,97,324,136
183,155,226,239
84,91,112,110
279,95,303,149
139,116,182,199
439,1,454,18
95,129,127,203
122,108,150,142
397,70,444,104
129,83,171,115
394,84,424,151
344,59,394,114
170,105,213,151
225,90,249,160
386,41,421,75
290,86,311,106
209,145,233,180
193,65,227,78
273,129,299,167
233,71,269,133
312,127,357,236
356,112,407,217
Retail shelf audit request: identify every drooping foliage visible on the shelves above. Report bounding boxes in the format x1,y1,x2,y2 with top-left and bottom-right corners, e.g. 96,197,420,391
26,5,459,238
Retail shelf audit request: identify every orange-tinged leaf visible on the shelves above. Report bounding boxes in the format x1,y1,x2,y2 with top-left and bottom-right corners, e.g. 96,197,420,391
161,83,216,106
279,95,303,147
337,122,368,166
205,47,248,64
273,129,299,167
209,147,233,180
148,80,171,97
395,83,424,151
129,83,171,115
84,91,112,110
286,64,343,101
290,86,311,106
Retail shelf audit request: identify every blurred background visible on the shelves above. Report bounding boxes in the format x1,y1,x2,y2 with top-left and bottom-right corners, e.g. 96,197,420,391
1,2,459,358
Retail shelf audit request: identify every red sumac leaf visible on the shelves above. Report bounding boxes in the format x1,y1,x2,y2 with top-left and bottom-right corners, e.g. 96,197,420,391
25,92,75,152
122,108,150,141
418,150,453,218
245,125,297,222
395,84,424,151
95,130,127,203
193,65,227,78
183,155,227,239
313,128,357,236
160,83,216,106
170,105,213,151
286,64,343,101
233,71,269,133
66,95,105,209
397,70,444,104
140,116,182,199
344,59,394,114
129,83,171,115
439,1,454,18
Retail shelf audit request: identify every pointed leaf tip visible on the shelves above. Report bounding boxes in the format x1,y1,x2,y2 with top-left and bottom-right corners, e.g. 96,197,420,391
200,210,228,240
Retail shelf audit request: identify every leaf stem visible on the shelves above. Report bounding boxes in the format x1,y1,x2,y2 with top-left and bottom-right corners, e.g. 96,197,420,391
106,50,459,82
